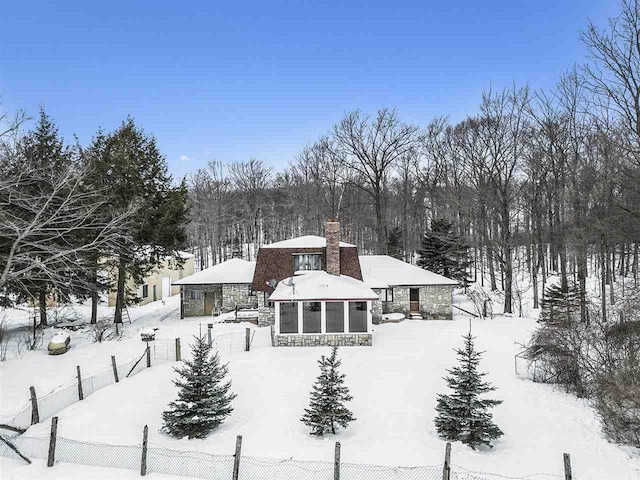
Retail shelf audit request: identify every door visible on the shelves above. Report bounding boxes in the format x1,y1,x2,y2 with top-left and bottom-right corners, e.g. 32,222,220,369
161,276,171,299
204,292,216,315
152,285,157,302
409,288,420,313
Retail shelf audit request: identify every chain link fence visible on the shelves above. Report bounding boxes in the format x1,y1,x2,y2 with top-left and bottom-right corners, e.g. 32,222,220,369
0,342,175,436
0,433,573,480
0,329,260,438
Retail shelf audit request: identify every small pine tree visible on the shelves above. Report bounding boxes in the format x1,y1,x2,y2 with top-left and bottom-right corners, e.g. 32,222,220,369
387,226,404,260
434,332,503,449
539,282,581,325
301,346,355,436
162,336,236,439
418,218,471,285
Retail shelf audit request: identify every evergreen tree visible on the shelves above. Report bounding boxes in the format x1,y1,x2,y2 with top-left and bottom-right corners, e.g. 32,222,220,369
387,226,404,260
89,118,190,324
11,109,72,325
162,336,236,439
301,346,355,436
418,218,471,285
434,332,503,449
539,282,582,325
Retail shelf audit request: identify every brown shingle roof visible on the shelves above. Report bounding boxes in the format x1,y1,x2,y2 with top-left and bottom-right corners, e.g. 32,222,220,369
252,246,362,292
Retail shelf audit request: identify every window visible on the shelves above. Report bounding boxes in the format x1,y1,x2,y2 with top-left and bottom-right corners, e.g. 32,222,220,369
189,289,202,301
248,285,256,297
279,302,298,333
142,285,149,298
326,302,345,333
378,288,394,302
303,302,322,333
294,254,321,272
349,301,368,333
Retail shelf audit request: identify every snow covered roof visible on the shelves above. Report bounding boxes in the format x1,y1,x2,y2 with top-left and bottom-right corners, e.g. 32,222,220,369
173,258,255,285
269,271,378,301
359,255,458,287
262,235,355,249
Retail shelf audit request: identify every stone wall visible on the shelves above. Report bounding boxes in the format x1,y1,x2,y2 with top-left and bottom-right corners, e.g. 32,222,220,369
182,284,222,317
221,284,257,311
371,289,383,324
258,305,275,327
384,285,454,320
274,333,372,347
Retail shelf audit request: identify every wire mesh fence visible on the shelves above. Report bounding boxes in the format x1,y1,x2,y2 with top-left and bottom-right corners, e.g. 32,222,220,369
0,329,259,437
0,343,172,435
0,433,572,480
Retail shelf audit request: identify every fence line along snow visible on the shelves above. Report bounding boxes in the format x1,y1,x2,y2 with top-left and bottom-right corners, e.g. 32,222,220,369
0,340,179,435
0,330,258,437
0,429,575,480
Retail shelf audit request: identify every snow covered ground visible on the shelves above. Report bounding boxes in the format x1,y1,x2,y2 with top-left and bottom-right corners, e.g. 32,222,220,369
2,292,640,479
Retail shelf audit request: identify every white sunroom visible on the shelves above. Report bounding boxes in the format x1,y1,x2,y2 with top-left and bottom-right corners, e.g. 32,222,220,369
269,271,378,347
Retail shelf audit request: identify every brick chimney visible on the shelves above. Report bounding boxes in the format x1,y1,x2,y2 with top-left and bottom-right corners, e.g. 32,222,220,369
325,220,341,276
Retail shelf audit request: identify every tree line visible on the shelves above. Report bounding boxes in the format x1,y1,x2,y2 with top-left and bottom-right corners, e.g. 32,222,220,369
0,112,189,325
185,0,640,320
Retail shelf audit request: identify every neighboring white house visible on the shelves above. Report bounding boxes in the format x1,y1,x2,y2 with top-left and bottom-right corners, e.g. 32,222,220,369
107,251,195,307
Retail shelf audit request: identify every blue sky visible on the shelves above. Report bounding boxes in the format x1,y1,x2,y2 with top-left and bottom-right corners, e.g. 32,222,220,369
0,1,618,179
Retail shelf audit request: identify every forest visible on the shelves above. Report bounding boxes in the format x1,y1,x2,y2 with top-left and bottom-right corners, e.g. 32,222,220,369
185,1,640,321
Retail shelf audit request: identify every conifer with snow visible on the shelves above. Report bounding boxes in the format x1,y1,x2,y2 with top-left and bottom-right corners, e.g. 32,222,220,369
162,336,236,439
301,346,355,436
418,218,470,285
434,332,503,449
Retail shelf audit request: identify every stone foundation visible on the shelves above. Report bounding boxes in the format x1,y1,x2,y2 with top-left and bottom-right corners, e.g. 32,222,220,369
274,333,372,347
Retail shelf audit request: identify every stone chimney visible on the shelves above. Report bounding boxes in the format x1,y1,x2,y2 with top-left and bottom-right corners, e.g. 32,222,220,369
325,220,341,276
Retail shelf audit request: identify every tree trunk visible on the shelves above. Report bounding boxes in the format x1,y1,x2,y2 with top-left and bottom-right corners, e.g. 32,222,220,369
114,256,127,324
39,288,47,327
90,254,98,325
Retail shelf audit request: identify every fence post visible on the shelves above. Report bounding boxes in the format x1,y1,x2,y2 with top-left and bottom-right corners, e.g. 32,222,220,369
563,453,572,480
334,441,341,480
141,424,149,476
175,338,181,361
111,355,119,383
47,416,58,467
29,386,39,425
77,366,84,400
245,328,251,352
442,442,451,480
146,345,151,368
232,435,242,480
207,323,213,347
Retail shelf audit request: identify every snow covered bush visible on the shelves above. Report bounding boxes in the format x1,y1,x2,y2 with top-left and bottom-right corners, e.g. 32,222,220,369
162,335,236,439
434,332,503,449
301,346,355,436
89,317,116,343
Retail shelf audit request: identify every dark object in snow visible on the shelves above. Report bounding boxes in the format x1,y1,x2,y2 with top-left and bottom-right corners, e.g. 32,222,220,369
162,335,236,439
434,332,503,449
47,332,71,355
140,328,159,342
301,346,355,436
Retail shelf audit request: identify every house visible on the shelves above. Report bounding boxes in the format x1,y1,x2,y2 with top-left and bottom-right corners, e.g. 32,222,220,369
173,258,257,317
174,221,458,346
107,251,195,307
359,255,458,321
